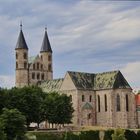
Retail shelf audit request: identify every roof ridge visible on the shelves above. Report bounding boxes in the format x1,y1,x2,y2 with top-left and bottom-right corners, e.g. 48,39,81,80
95,70,120,75
67,71,94,75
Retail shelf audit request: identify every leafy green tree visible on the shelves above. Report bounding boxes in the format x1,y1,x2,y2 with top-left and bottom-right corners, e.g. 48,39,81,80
112,129,126,140
0,108,26,140
0,122,7,140
7,86,45,128
0,88,8,114
44,92,74,125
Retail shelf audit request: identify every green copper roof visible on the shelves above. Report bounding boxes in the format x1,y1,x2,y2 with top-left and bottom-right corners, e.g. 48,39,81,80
40,79,63,93
68,70,131,90
68,71,95,90
40,70,131,92
82,102,93,110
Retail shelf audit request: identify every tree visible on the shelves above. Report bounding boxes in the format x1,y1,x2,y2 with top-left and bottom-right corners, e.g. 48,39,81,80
112,129,126,140
7,86,45,128
43,92,74,126
0,108,26,140
0,88,7,114
0,122,7,140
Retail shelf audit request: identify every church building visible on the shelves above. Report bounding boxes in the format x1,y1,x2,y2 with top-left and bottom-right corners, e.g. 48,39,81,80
15,25,138,128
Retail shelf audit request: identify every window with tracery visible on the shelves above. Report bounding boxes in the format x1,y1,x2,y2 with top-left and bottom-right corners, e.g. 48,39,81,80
82,95,85,102
126,94,129,111
89,95,92,102
98,95,100,112
105,94,107,112
116,94,121,111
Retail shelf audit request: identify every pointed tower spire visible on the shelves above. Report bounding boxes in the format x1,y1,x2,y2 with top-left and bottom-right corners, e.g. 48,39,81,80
15,23,28,50
40,28,52,53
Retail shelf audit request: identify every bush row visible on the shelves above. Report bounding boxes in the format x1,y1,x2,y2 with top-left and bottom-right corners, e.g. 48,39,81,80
26,129,140,140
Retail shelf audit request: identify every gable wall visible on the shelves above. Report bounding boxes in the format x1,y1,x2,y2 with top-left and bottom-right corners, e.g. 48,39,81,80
60,73,76,91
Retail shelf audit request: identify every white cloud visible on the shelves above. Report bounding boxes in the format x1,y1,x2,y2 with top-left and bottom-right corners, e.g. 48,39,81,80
121,61,140,89
0,1,140,88
0,75,15,88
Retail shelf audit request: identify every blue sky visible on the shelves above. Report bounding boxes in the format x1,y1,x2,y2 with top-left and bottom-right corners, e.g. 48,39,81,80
0,0,140,90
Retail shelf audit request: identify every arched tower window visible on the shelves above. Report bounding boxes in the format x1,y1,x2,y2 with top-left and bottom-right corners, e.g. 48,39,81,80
32,73,35,79
104,94,107,112
16,53,18,59
116,94,121,111
16,62,18,69
98,95,100,112
37,73,40,80
48,55,52,61
48,64,52,71
37,63,39,70
89,95,92,102
33,64,35,70
82,95,85,102
24,53,27,59
41,73,44,80
41,64,43,70
126,94,129,112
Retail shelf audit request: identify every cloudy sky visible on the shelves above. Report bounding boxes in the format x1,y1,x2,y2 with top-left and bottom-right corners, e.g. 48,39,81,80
0,0,140,89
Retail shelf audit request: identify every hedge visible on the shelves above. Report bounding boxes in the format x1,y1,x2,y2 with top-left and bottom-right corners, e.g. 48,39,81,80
26,129,140,140
103,129,114,140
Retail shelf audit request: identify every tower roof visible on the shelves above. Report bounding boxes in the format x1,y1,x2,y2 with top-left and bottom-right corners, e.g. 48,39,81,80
15,24,28,50
40,28,52,53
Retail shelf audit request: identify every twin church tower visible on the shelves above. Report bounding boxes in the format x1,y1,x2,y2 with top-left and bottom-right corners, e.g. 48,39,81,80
15,24,53,87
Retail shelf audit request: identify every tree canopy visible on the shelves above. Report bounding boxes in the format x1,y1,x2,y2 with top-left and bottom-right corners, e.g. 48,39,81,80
0,108,26,140
0,86,74,128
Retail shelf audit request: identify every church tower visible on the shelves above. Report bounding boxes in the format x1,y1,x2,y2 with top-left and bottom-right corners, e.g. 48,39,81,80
15,24,29,87
40,28,53,80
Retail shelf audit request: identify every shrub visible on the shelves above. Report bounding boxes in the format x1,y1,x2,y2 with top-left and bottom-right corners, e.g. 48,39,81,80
124,129,137,140
63,132,79,140
29,132,63,140
103,129,114,140
112,129,126,140
80,130,99,140
136,130,140,140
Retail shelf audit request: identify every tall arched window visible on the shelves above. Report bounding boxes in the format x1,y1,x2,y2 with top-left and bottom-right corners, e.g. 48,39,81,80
104,94,107,112
98,95,100,112
82,95,85,102
126,94,129,112
89,95,92,102
116,94,121,111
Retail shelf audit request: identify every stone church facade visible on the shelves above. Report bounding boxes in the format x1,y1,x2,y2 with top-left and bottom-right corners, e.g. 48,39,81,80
15,26,138,128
